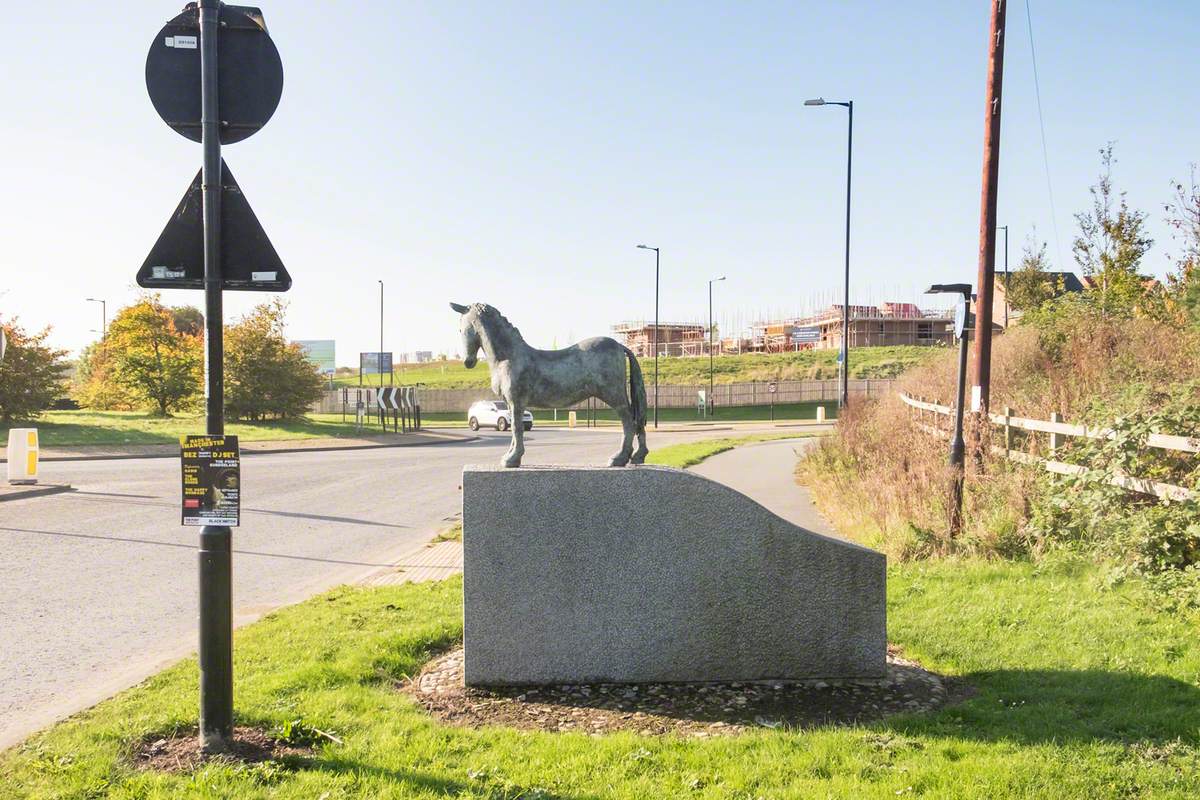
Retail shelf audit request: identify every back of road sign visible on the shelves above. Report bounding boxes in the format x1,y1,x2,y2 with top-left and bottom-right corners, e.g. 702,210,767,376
136,161,291,291
145,5,283,145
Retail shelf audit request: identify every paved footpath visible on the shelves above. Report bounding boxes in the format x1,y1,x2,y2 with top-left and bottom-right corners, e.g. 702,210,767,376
691,437,841,538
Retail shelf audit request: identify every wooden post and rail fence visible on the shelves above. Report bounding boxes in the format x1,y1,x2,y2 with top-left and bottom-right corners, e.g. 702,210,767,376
900,392,1200,502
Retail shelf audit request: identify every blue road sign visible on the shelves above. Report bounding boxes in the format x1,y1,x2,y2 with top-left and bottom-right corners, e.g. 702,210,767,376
360,352,393,375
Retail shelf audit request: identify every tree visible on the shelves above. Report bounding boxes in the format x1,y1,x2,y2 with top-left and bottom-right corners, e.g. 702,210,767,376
171,306,204,337
74,300,207,411
1164,165,1200,327
72,339,139,410
105,296,203,416
1004,235,1063,312
0,318,68,423
225,300,325,421
1072,144,1154,317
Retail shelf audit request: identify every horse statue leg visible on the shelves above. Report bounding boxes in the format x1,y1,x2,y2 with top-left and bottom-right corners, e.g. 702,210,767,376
610,407,636,467
631,426,649,465
502,397,526,468
608,399,635,467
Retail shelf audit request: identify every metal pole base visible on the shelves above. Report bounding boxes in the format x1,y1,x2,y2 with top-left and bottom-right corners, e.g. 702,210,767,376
948,472,964,538
198,524,233,753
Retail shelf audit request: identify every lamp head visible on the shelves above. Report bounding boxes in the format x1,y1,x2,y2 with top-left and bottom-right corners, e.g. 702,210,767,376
926,283,971,297
804,98,826,106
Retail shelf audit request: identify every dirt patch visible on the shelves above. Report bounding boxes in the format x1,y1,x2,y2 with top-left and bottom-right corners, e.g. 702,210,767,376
407,646,968,737
132,726,314,773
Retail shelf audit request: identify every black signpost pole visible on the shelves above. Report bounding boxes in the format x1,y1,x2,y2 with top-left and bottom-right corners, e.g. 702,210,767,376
927,283,973,538
143,5,286,752
196,0,233,755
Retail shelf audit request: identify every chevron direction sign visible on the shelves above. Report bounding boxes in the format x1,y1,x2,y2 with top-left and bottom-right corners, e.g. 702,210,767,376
376,388,402,411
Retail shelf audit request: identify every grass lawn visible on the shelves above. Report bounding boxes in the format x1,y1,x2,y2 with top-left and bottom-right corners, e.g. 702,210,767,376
4,411,373,447
335,346,943,390
647,433,814,469
8,404,832,447
414,401,837,428
4,561,1199,798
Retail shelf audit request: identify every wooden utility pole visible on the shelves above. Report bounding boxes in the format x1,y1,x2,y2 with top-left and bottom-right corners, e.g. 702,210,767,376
971,0,1007,411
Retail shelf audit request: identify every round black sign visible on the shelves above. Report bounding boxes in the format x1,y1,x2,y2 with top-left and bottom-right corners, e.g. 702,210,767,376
145,5,283,144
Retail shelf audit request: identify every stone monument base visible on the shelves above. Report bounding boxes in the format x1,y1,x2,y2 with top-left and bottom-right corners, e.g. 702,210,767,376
462,464,886,685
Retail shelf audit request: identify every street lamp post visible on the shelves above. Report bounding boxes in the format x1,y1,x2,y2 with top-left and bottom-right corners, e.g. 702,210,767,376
636,245,660,428
708,275,726,417
86,298,107,336
378,280,385,387
997,225,1009,328
805,97,853,409
926,283,973,537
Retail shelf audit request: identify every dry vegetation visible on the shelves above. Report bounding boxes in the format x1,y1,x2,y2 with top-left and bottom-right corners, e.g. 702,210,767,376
801,305,1200,608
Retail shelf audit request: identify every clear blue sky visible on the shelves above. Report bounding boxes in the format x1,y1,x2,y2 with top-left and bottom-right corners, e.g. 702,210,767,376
2,1,1197,362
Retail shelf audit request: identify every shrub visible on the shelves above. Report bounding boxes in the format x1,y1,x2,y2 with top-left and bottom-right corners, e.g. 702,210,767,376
224,300,325,421
0,318,68,423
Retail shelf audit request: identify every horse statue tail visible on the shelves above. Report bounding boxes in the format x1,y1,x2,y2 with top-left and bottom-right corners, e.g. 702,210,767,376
625,347,648,434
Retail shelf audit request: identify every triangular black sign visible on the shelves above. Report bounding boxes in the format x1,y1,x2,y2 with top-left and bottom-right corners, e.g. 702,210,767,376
137,160,291,292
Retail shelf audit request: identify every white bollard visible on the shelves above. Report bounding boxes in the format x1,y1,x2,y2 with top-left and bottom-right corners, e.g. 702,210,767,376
7,428,39,485
568,411,577,429
816,406,826,423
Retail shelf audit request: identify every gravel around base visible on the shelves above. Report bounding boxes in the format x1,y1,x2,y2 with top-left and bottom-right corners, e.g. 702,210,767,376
407,646,966,737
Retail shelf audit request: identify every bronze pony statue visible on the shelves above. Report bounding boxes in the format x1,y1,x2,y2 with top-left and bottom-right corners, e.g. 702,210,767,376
452,302,648,467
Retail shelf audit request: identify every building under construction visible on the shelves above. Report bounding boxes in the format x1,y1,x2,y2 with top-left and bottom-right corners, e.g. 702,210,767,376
611,321,708,358
745,302,955,352
614,302,956,357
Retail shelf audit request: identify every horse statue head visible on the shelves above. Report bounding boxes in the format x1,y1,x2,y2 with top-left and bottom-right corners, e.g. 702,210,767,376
450,302,482,368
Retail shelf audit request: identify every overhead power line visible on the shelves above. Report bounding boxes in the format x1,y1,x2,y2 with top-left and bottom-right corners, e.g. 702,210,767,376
1025,0,1065,269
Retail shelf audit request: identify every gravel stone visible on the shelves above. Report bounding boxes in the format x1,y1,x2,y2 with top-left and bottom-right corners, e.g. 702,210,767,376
407,645,966,736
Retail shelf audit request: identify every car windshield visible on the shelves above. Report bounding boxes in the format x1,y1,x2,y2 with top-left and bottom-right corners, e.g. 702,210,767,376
493,401,508,410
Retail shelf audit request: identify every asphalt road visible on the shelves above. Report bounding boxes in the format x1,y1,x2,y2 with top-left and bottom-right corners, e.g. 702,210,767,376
0,425,766,749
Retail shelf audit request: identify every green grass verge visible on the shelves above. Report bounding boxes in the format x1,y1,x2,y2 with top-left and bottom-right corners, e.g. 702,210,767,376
430,521,463,543
647,434,813,469
336,346,943,389
415,401,837,429
4,561,1199,798
8,404,831,446
4,411,374,447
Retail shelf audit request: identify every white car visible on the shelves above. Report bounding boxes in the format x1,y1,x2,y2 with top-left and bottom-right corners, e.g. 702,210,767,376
468,399,533,432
